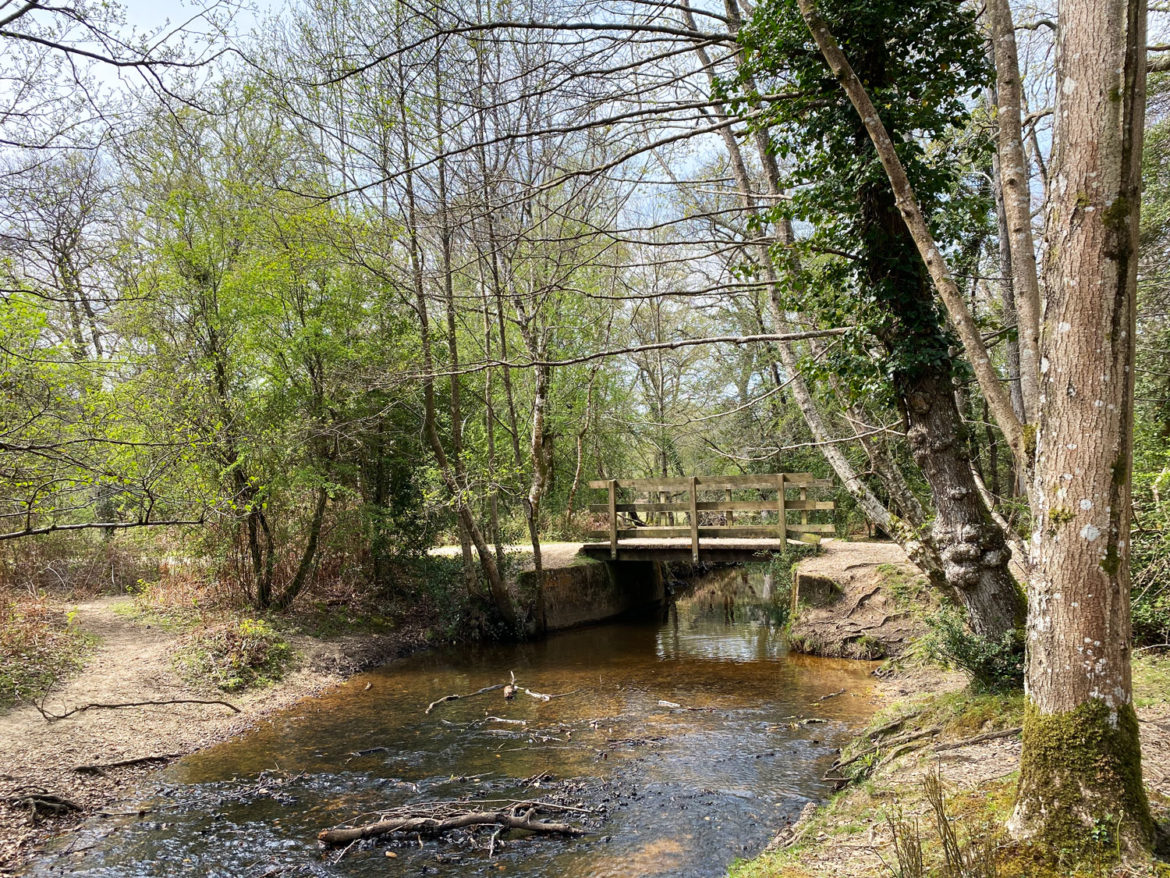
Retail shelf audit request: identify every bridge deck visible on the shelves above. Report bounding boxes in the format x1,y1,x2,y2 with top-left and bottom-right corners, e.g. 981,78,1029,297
580,537,800,564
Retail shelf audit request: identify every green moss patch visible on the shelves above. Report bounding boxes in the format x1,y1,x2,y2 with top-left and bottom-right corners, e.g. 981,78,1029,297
1014,699,1154,858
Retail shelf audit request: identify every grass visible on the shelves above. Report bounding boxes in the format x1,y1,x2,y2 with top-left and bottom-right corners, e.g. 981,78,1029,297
876,562,931,611
1134,652,1170,709
730,683,1170,878
0,596,95,708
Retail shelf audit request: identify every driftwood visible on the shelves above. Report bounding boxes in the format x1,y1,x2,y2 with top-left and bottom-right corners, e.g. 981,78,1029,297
73,753,181,775
817,689,846,702
38,698,240,722
425,673,577,715
318,810,584,845
425,684,505,714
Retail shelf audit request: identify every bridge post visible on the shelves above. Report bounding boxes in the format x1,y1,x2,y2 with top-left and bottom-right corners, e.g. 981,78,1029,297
776,474,787,541
608,479,618,559
689,476,699,563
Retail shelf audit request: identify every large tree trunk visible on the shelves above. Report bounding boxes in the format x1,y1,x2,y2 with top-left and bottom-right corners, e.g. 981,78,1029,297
856,173,1025,639
680,11,945,585
1009,0,1152,852
757,3,1025,638
901,371,1023,637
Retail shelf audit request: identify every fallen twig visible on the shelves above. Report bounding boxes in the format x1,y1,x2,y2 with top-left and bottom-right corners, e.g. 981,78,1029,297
425,684,505,714
817,689,846,702
37,698,240,722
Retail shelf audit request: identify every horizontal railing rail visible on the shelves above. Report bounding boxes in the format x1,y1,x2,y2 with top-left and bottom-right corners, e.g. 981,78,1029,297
586,473,836,561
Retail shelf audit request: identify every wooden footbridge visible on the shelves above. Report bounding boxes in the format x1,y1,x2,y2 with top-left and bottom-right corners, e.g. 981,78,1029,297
583,473,836,563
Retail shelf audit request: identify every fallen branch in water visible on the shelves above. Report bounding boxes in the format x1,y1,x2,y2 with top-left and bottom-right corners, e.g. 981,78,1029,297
37,698,241,722
425,674,578,715
817,689,846,702
425,683,506,714
318,801,586,846
657,699,715,711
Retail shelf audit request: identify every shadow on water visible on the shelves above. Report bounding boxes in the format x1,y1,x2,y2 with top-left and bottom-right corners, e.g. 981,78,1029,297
31,565,878,878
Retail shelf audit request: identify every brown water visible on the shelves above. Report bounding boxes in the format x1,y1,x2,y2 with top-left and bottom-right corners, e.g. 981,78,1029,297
33,569,878,878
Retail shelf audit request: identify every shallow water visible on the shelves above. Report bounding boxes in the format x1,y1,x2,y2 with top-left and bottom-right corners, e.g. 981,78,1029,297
32,568,878,878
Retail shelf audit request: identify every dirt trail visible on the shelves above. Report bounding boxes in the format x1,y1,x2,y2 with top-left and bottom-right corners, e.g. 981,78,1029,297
0,596,412,872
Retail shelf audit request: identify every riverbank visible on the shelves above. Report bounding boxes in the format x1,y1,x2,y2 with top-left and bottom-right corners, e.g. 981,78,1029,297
9,568,883,877
730,654,1170,878
0,595,428,872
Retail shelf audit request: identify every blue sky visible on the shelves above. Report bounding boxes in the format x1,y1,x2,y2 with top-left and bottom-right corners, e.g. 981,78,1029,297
121,0,278,42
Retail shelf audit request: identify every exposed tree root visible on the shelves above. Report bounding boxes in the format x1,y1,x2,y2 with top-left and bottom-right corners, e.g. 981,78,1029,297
930,727,1021,752
5,787,80,821
73,754,181,775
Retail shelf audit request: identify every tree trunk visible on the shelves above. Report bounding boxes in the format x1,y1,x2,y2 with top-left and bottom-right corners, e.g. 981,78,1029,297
681,12,940,577
987,0,1043,427
797,0,1026,468
273,485,328,611
1009,0,1152,852
398,81,517,631
791,0,1026,638
902,371,1023,637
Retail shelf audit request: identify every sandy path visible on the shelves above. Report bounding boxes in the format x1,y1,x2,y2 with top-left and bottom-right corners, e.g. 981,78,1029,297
430,541,586,570
0,596,414,872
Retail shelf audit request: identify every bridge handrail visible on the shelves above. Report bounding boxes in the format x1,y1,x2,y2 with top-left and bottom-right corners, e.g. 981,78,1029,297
586,473,831,491
586,472,836,562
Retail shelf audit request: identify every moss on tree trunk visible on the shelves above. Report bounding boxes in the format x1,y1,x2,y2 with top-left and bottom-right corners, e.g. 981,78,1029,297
1010,700,1153,856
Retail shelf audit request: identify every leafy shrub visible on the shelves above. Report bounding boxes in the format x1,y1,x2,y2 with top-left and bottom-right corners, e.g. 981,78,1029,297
924,608,1023,692
1130,534,1170,647
0,598,91,707
1132,589,1170,648
175,617,292,692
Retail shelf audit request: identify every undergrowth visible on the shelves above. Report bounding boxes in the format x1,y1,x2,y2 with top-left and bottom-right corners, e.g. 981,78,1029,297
0,597,94,708
923,608,1024,693
173,617,293,693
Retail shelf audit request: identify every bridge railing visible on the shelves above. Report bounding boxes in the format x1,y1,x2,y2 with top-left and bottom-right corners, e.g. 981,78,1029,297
586,473,835,561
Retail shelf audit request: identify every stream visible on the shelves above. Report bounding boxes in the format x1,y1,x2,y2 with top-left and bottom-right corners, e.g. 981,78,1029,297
31,567,878,878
